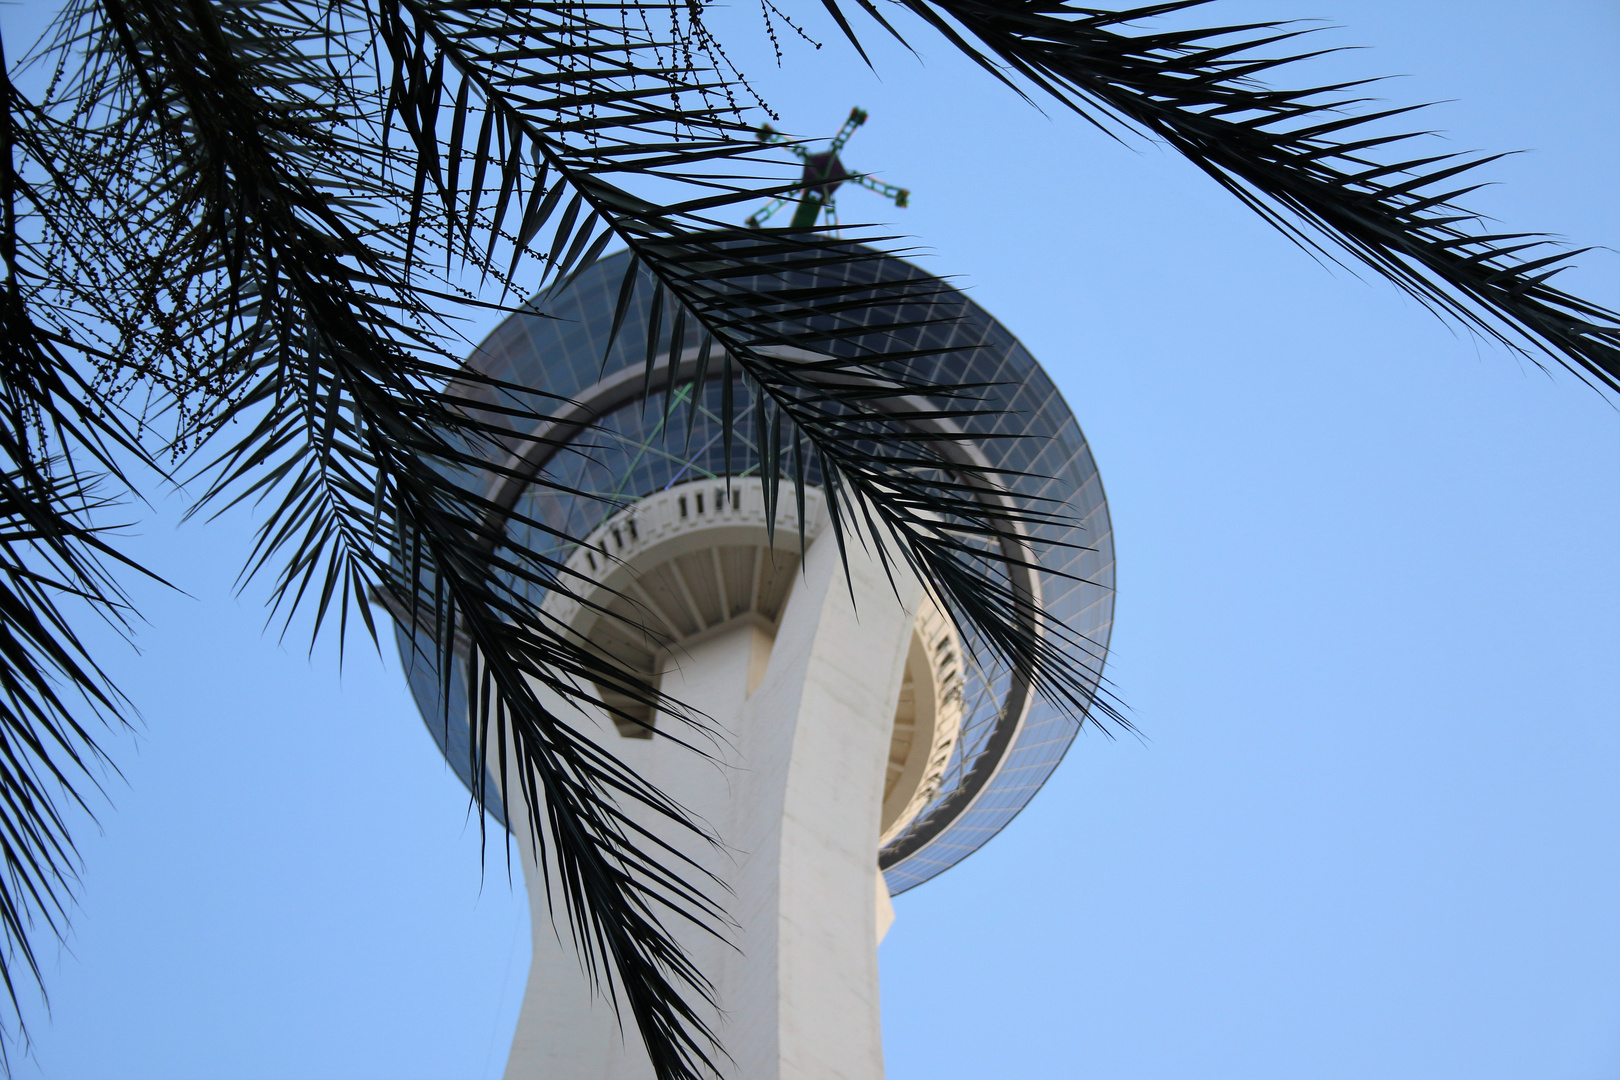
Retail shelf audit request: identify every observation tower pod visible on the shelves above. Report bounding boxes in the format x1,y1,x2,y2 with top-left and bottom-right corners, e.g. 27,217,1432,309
394,248,1115,1079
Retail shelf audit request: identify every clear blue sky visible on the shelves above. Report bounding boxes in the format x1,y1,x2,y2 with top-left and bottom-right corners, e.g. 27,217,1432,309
3,2,1616,1078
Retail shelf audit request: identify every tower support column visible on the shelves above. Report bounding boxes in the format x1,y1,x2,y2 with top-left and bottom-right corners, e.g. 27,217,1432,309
501,513,918,1080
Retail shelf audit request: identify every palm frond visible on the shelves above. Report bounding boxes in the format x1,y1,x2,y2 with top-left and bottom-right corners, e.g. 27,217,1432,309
22,2,764,1073
827,0,1620,392
0,37,174,1060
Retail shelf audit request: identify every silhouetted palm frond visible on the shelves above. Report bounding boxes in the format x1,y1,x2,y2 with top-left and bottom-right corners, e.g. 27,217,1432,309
825,0,1620,390
0,41,171,1063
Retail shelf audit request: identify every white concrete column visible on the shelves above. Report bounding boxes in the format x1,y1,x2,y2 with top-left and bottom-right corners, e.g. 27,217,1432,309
500,520,918,1080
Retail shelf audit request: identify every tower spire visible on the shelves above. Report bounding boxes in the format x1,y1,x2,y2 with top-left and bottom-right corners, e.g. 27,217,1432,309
746,107,910,230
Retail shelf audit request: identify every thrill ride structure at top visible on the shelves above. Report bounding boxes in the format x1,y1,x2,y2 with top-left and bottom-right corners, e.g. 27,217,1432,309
393,108,1113,1079
744,107,910,230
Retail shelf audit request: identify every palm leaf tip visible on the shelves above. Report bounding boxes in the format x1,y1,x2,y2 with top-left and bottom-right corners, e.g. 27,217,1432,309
841,0,1620,392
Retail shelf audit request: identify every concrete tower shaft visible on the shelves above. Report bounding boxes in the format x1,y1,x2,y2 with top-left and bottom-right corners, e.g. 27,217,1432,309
502,477,943,1079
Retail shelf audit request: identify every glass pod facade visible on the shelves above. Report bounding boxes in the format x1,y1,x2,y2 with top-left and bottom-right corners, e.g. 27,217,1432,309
395,246,1115,894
